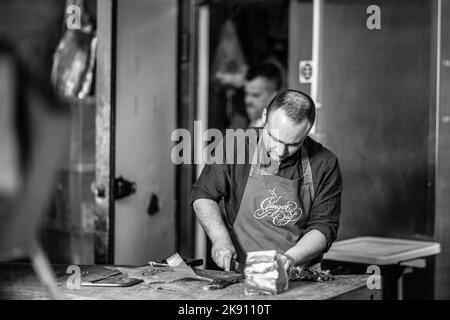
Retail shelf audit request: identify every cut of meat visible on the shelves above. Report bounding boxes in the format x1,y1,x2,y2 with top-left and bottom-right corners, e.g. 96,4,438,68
243,250,288,295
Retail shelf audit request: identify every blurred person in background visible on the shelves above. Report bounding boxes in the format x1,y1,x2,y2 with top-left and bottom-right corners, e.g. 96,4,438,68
236,60,285,128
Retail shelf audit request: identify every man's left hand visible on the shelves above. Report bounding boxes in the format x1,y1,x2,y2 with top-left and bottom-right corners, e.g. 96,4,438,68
279,253,296,272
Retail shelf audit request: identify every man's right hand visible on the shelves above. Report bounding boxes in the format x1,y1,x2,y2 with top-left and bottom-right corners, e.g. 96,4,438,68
211,240,236,271
192,199,237,271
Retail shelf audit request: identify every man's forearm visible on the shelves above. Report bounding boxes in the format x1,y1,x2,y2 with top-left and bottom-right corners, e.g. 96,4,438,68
192,199,232,244
284,229,327,267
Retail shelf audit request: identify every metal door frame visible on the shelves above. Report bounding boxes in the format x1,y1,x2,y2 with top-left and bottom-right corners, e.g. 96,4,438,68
94,0,116,264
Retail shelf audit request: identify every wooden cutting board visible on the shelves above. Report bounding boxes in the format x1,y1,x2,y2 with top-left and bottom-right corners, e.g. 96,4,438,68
193,268,245,290
193,268,244,281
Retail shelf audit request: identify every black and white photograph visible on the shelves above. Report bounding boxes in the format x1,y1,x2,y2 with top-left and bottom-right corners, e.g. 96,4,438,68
0,0,449,307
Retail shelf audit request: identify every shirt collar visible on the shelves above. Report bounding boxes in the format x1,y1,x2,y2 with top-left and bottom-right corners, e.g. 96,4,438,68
257,131,304,169
279,147,302,168
255,137,303,175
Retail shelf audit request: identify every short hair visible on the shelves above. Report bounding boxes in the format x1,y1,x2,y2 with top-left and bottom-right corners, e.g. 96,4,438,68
245,61,284,91
266,89,316,125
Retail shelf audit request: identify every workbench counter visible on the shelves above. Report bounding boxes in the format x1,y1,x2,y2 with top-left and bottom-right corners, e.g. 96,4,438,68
0,263,381,300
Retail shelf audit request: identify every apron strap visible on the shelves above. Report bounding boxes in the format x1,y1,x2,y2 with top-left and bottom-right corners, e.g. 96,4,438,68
250,139,277,177
300,145,315,197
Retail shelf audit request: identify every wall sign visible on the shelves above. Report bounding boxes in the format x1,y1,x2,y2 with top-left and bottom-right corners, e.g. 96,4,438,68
299,60,314,83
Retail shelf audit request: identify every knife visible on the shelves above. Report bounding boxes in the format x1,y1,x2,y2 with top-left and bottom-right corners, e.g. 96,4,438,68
230,259,244,273
198,259,245,290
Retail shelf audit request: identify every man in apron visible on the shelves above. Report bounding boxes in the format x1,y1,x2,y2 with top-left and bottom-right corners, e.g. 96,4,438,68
191,89,342,272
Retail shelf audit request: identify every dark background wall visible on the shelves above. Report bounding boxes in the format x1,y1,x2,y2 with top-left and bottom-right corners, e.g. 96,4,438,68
316,0,436,241
289,0,449,299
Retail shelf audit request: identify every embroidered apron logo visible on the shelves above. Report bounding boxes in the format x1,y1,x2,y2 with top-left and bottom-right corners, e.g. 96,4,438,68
253,188,303,226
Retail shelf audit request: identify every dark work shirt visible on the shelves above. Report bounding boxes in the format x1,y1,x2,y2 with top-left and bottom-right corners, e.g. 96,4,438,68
190,129,343,251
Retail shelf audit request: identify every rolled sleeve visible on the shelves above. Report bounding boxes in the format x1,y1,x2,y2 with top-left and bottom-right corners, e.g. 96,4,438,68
190,163,229,205
304,157,342,252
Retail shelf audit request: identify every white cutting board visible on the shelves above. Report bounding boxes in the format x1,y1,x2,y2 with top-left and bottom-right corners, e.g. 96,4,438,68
323,237,441,265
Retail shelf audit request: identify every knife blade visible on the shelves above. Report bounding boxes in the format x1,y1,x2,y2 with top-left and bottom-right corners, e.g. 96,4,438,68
230,259,244,273
193,267,245,290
